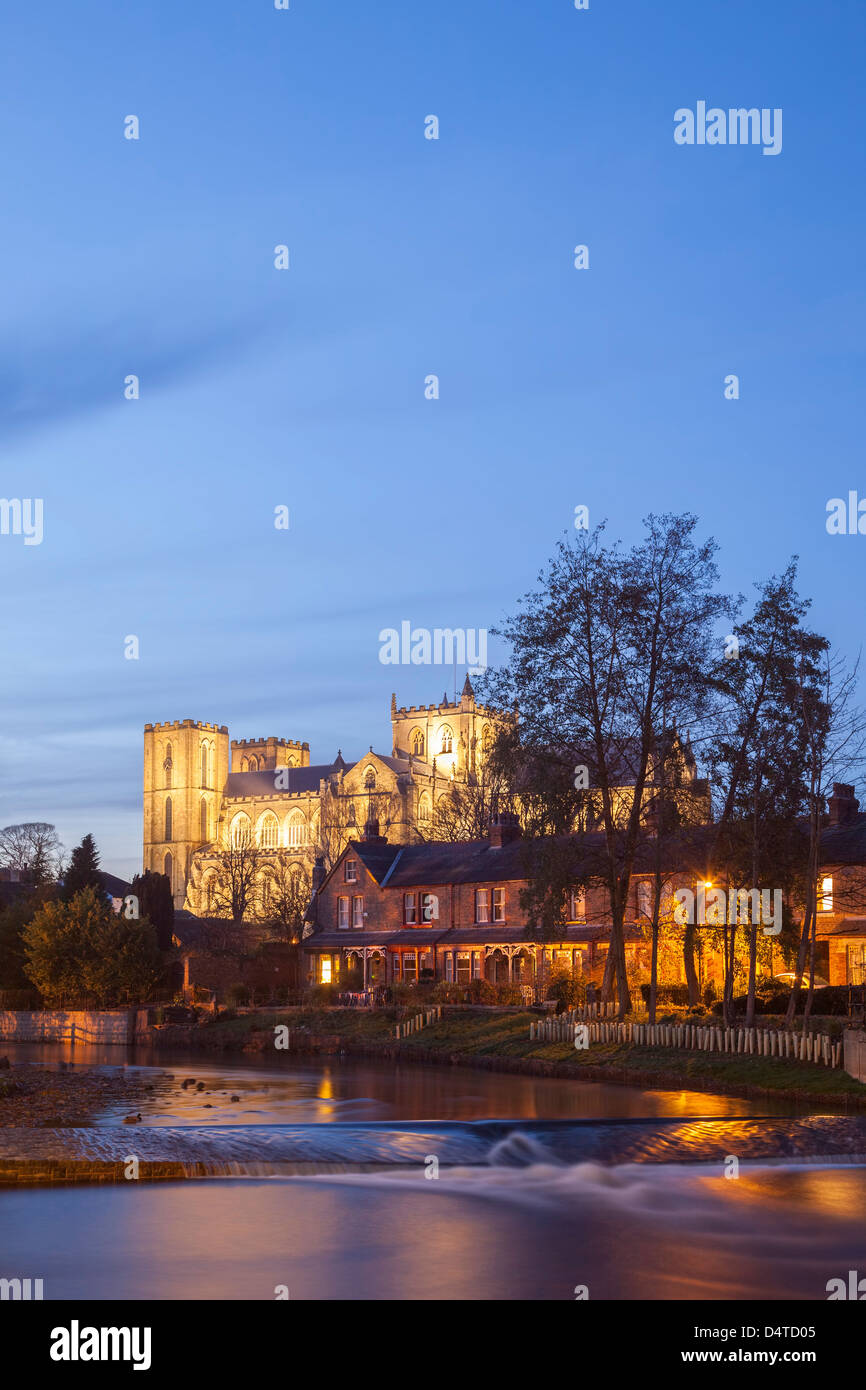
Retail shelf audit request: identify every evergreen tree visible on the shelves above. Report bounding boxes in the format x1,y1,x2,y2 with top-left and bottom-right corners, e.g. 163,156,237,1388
62,833,105,901
130,870,175,950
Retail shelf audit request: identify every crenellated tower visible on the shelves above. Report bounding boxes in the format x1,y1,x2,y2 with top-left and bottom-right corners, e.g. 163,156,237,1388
143,719,230,907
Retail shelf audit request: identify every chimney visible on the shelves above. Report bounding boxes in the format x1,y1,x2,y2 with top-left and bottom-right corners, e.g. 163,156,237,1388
311,856,326,893
488,812,522,847
827,783,859,827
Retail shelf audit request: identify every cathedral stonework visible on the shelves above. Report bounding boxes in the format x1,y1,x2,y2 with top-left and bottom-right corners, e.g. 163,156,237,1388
143,678,496,911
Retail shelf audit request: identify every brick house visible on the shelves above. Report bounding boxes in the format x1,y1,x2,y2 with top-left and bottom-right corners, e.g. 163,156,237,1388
303,790,866,993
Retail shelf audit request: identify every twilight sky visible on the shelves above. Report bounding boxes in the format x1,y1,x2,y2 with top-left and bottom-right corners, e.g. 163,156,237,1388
1,0,864,880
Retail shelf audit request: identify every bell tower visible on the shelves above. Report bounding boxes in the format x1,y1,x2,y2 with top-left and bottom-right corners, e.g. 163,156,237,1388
143,719,229,908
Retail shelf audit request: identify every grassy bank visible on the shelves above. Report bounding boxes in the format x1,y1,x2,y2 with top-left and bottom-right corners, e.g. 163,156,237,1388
187,1007,866,1109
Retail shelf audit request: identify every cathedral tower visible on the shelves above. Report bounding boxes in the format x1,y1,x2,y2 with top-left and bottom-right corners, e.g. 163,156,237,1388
143,720,230,907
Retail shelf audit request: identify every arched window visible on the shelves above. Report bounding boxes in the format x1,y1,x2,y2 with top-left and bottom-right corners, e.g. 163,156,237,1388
287,810,307,847
418,793,431,823
411,728,425,758
260,874,274,912
249,755,258,772
364,767,377,790
348,802,357,825
201,742,208,787
481,724,493,757
439,726,453,754
204,874,216,914
231,813,252,849
241,757,249,773
164,743,172,789
164,796,173,841
164,851,172,886
208,743,215,786
258,812,279,848
200,798,209,843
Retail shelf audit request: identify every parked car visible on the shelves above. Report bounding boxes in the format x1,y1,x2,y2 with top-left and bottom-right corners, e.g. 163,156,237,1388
770,971,831,990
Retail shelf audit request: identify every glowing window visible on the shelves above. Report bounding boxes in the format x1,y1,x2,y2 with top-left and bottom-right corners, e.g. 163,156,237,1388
819,876,833,912
321,958,332,984
258,813,279,848
439,726,453,755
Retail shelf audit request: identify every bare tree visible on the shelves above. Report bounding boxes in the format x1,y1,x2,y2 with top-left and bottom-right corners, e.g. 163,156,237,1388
207,839,262,924
0,822,64,886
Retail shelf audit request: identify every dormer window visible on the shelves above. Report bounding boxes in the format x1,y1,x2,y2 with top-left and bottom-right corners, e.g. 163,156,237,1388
345,859,358,883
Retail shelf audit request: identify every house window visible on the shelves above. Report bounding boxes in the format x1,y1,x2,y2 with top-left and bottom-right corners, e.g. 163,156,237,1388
164,797,172,842
493,888,506,922
404,893,417,925
345,860,358,883
472,952,481,979
475,889,489,924
570,889,586,921
392,954,401,981
420,892,437,922
338,897,349,929
445,955,453,982
321,957,332,984
403,951,417,982
439,726,453,754
352,896,364,928
819,876,834,912
637,881,652,919
456,952,471,983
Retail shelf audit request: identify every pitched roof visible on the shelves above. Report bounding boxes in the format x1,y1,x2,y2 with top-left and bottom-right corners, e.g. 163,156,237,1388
222,762,352,799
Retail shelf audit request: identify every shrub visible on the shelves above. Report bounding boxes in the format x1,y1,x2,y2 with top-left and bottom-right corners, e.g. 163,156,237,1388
225,983,250,1007
640,983,690,1007
467,977,497,1004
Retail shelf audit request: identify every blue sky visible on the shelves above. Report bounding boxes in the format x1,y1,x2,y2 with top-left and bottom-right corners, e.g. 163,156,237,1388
1,0,864,880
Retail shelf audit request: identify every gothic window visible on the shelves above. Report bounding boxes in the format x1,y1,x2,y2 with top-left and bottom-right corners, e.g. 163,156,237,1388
164,797,172,841
200,798,209,843
258,812,279,849
231,813,252,849
411,728,425,758
201,743,208,787
164,851,172,885
249,755,258,772
418,793,431,823
364,767,377,790
204,874,216,914
439,726,453,754
164,743,173,789
208,743,215,786
287,810,307,847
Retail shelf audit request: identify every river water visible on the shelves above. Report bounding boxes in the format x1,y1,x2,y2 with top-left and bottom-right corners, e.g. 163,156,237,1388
2,1044,865,1300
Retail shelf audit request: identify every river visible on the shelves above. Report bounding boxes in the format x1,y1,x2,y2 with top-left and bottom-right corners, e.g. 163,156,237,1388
2,1044,865,1300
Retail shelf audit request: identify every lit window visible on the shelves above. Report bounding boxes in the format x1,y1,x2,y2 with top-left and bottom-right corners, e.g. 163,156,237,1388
287,811,307,847
352,896,364,928
475,888,489,924
819,876,834,912
412,729,425,757
258,813,279,848
337,897,349,929
493,888,506,922
345,859,358,883
440,726,453,754
570,889,586,921
404,893,417,925
321,958,332,984
231,815,251,849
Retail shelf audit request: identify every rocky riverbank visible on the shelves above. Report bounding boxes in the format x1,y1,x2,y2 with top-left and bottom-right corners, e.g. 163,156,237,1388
0,1061,148,1127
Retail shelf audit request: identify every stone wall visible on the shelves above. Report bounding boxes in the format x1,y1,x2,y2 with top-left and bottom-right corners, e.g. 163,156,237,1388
0,1009,136,1045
